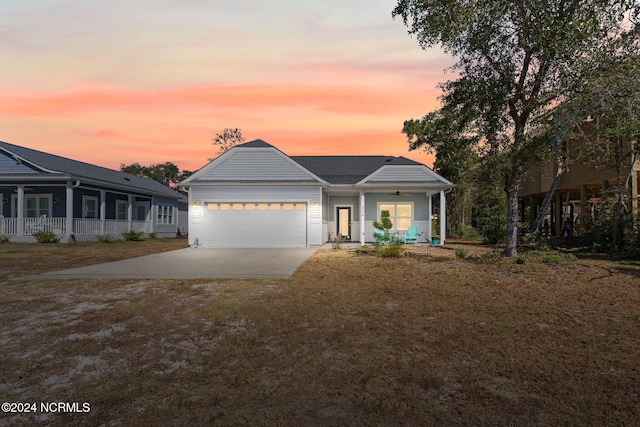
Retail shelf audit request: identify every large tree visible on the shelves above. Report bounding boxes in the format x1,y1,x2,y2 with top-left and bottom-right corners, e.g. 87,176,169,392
393,0,639,257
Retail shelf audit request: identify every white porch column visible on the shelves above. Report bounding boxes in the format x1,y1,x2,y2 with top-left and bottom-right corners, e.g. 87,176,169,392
149,196,155,233
127,195,133,231
66,182,74,237
16,185,24,236
100,190,106,235
426,193,432,243
359,191,365,246
439,190,446,246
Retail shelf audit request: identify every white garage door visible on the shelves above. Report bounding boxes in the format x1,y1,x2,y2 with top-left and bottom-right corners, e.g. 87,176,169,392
203,202,307,247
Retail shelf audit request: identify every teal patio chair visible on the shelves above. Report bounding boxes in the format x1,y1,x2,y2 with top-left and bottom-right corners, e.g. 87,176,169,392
403,226,419,244
374,228,385,244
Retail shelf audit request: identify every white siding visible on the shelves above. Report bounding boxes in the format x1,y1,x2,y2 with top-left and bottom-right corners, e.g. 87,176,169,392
189,187,323,247
198,150,316,181
364,165,445,184
191,187,319,202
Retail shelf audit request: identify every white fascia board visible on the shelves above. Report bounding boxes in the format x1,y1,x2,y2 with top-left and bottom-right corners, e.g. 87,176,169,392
180,147,328,185
356,165,455,187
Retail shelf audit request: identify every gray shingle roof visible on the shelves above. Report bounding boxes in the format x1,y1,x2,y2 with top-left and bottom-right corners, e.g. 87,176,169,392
235,139,273,148
0,140,185,200
291,155,423,184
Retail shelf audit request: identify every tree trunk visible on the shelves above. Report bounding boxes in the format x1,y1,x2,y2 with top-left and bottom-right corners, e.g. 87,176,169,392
505,177,520,258
614,137,624,252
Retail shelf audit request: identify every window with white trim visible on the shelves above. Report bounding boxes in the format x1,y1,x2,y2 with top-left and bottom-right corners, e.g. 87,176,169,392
82,196,98,219
378,202,413,232
13,194,53,218
116,200,127,220
157,205,175,225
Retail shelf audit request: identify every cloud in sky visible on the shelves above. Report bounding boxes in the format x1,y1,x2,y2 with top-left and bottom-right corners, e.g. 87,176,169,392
0,0,454,171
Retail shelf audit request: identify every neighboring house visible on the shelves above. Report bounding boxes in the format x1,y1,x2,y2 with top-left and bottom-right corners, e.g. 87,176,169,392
518,137,639,236
0,140,187,242
180,139,454,248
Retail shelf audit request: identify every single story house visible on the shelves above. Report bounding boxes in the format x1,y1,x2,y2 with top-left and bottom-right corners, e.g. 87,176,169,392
0,140,187,242
180,139,454,248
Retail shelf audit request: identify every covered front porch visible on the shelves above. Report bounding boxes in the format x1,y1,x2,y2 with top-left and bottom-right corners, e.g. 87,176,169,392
0,182,153,242
322,188,449,246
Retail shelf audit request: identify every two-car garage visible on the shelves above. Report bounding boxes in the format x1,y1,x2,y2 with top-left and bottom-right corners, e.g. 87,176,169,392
200,202,308,248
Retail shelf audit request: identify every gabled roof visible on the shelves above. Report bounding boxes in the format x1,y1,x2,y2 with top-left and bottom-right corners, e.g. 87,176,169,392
0,140,185,200
234,139,273,148
291,156,423,184
182,139,454,188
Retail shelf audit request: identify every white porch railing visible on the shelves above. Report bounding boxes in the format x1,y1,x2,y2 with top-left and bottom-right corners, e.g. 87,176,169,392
1,218,151,237
0,217,17,236
77,219,152,235
74,219,103,235
22,218,67,235
104,220,129,234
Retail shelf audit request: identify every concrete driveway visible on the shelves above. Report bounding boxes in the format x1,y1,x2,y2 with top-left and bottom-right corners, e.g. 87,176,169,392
29,247,319,280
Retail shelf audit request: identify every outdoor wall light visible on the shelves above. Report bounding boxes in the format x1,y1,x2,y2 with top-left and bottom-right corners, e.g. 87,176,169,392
311,201,318,209
192,202,198,208
2,199,7,204
53,198,60,204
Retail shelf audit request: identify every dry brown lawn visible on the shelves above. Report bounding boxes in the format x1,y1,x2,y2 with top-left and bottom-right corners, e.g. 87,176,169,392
1,240,639,426
0,238,187,278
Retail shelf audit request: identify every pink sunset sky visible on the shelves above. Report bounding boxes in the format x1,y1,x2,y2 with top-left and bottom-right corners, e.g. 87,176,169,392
0,0,453,172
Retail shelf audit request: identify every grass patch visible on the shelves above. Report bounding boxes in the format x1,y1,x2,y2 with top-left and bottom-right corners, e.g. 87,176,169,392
541,252,578,265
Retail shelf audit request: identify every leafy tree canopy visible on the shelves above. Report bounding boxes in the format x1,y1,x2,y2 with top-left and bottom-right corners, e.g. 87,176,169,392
120,162,193,189
393,0,639,256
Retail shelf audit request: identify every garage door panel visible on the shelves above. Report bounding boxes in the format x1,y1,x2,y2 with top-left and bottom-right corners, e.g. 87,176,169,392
203,203,306,247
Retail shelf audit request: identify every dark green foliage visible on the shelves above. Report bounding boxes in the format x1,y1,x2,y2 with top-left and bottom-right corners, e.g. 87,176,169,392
541,253,578,265
96,234,115,243
0,235,10,244
394,0,638,257
373,210,394,244
121,230,144,241
32,230,58,243
582,207,640,256
378,245,406,258
120,162,193,189
515,255,528,265
454,247,467,259
374,210,393,233
474,182,507,245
